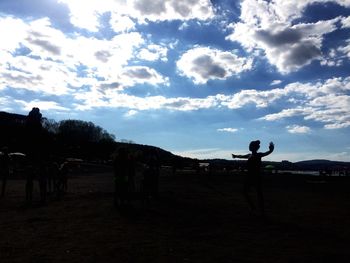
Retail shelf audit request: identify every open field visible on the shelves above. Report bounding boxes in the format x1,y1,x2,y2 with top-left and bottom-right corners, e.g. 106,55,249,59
1,170,350,263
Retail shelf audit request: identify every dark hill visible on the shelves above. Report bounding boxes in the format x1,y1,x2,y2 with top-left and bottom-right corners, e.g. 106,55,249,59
294,159,350,170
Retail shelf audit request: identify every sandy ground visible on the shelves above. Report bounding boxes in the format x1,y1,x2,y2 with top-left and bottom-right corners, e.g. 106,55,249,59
0,170,350,263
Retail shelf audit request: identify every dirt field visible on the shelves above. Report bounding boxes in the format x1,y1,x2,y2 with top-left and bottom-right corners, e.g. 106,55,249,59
1,170,350,263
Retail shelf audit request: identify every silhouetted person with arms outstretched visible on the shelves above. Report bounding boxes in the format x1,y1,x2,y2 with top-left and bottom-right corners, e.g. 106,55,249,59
232,140,274,217
0,147,10,198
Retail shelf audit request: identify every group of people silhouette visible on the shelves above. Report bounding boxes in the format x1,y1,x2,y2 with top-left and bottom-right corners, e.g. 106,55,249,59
112,139,275,215
0,150,70,205
0,108,70,205
113,147,160,208
1,107,276,216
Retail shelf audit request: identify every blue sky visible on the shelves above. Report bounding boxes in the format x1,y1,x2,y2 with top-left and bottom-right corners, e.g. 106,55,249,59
1,0,350,162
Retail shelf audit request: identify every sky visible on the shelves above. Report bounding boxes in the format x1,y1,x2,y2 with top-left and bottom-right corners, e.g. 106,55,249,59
0,0,350,162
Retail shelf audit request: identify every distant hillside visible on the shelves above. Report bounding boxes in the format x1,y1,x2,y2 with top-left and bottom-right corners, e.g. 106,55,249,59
200,158,350,171
294,159,350,171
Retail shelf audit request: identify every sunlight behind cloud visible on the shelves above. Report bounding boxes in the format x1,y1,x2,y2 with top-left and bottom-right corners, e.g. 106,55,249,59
59,0,215,32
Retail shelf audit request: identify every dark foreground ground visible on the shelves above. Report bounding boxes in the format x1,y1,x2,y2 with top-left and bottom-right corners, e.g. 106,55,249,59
1,170,350,263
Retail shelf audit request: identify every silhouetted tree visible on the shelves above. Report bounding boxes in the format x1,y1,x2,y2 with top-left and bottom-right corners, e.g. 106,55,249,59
57,120,115,144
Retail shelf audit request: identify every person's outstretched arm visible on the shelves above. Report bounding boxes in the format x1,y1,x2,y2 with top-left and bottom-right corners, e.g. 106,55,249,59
232,153,250,159
260,142,274,157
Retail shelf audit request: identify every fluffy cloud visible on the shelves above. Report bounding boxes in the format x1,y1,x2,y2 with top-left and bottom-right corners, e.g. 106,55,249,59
177,47,253,84
0,16,28,52
338,39,350,58
137,44,168,61
110,13,136,33
0,16,168,96
261,107,312,121
220,88,286,109
121,66,169,86
16,99,70,112
124,110,138,118
341,16,350,28
286,125,311,134
58,0,215,32
131,0,214,21
0,51,82,95
226,0,349,73
259,77,350,129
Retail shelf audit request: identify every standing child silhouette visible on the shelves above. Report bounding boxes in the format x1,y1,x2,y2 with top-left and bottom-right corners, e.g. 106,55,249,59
232,140,274,217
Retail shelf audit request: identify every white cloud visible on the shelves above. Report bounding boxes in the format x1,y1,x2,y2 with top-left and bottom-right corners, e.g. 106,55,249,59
341,16,350,28
58,0,116,32
137,44,168,61
259,77,350,129
74,88,220,111
226,0,348,73
121,66,169,86
177,47,253,84
286,125,311,134
220,88,286,109
179,21,190,30
131,0,215,22
59,0,215,32
74,76,350,130
0,16,28,52
338,39,350,59
0,16,169,96
261,107,312,121
16,99,69,112
217,128,239,133
0,54,79,95
110,13,136,33
124,110,138,117
320,48,344,66
270,80,282,86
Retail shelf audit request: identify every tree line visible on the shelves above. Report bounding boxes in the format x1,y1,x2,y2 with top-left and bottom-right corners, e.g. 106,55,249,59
0,109,180,166
0,109,116,160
